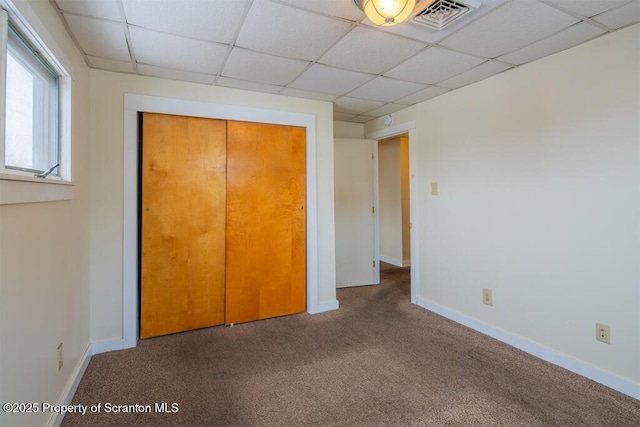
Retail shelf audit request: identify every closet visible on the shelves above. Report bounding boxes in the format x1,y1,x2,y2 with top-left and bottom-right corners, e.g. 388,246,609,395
139,112,306,339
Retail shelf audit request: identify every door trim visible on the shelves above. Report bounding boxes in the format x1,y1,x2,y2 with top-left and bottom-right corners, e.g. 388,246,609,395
366,122,418,305
122,94,320,349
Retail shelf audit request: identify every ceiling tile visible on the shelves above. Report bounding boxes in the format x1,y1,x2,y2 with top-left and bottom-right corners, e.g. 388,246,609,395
439,61,512,89
367,21,444,43
394,86,450,105
63,14,130,61
129,27,228,75
544,0,631,18
334,112,358,121
87,55,134,73
350,115,376,123
439,0,580,58
280,87,338,102
363,0,510,44
290,64,373,95
235,0,352,60
365,103,407,117
137,64,216,85
498,22,606,65
348,76,427,102
592,0,640,29
319,26,426,74
222,48,309,86
55,0,121,21
122,0,248,44
217,77,283,94
333,97,385,115
55,0,637,125
278,0,364,21
385,47,485,84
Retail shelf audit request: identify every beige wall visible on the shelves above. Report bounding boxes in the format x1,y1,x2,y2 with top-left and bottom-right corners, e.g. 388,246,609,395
334,120,364,139
366,24,640,387
89,70,337,343
0,1,91,426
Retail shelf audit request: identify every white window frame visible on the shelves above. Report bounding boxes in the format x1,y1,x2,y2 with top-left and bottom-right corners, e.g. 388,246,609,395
0,0,73,205
5,23,59,175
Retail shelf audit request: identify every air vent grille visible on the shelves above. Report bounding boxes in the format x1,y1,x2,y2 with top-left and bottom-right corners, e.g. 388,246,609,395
413,0,480,30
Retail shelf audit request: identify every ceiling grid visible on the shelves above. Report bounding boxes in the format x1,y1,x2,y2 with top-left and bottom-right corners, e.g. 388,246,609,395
49,0,640,123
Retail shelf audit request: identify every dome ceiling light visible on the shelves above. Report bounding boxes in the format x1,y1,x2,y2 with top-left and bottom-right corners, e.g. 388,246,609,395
353,0,417,26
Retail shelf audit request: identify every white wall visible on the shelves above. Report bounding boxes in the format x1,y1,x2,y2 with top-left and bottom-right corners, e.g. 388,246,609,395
0,1,91,426
89,70,337,344
366,24,640,391
378,138,403,266
334,120,364,139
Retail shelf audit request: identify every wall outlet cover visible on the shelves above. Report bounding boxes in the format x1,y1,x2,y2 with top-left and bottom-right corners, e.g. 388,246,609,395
482,288,493,306
596,323,610,344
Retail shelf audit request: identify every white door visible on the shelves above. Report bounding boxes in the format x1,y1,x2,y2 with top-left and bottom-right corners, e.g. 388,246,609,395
334,138,378,288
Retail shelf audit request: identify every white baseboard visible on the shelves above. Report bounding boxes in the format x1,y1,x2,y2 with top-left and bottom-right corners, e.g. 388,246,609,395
91,338,127,355
47,343,93,427
416,297,640,400
379,255,403,267
308,299,339,314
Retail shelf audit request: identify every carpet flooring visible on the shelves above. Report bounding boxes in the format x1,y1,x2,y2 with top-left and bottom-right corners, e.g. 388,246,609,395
63,263,640,426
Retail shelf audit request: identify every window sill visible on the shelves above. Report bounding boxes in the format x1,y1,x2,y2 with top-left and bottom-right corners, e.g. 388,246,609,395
0,173,74,205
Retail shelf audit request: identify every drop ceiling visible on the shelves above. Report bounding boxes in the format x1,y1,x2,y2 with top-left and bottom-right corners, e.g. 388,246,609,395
51,0,640,123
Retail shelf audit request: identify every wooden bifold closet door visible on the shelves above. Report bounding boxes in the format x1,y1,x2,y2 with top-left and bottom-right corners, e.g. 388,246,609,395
140,113,306,339
225,121,306,325
140,113,227,339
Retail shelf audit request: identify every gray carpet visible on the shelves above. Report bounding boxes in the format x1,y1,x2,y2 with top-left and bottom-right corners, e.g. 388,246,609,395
63,263,640,426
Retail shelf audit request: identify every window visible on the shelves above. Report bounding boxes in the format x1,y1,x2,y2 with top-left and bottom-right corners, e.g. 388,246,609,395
0,0,73,204
5,23,59,175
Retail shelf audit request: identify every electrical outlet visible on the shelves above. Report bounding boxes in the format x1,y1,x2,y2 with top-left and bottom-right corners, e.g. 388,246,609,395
482,288,493,306
431,182,438,196
596,323,610,344
57,342,63,372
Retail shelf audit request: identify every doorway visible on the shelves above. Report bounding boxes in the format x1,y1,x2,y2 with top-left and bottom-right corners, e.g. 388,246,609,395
367,122,418,306
378,134,411,269
333,125,417,304
378,133,411,299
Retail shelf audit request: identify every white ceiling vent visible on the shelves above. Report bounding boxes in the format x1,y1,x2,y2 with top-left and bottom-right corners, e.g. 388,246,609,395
413,0,481,30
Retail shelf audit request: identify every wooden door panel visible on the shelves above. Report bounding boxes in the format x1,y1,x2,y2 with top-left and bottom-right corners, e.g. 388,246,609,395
226,121,306,325
140,113,227,338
